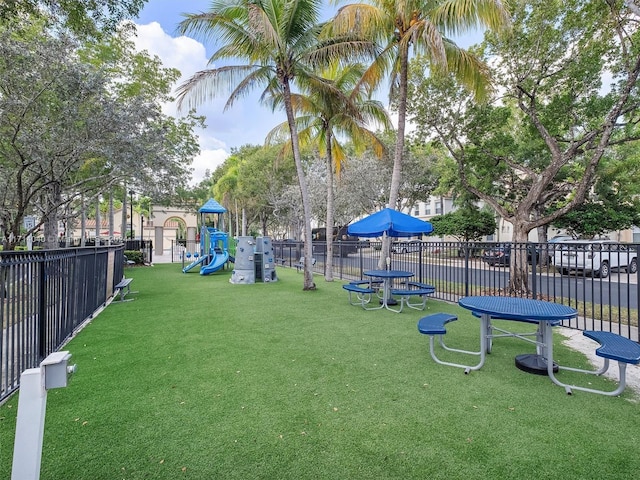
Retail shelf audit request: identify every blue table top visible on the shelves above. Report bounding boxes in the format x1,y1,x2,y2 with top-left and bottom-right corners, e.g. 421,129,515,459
459,296,577,322
363,270,414,278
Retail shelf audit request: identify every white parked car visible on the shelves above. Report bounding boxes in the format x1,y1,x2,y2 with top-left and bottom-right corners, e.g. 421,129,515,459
553,240,638,278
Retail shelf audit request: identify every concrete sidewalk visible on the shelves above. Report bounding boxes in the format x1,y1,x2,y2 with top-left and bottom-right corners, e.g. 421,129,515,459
150,249,177,264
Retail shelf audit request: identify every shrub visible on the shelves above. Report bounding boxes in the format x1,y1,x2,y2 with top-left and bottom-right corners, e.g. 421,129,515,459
124,250,144,265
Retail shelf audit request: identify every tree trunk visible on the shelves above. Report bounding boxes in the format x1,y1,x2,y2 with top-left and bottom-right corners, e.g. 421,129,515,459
282,79,316,290
379,42,410,270
43,182,61,250
108,191,114,245
121,187,127,242
95,198,101,243
536,221,550,267
325,131,334,282
508,225,531,295
64,204,72,247
242,207,246,236
80,196,86,247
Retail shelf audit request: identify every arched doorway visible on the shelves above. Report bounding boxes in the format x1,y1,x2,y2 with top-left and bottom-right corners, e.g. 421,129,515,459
165,217,187,239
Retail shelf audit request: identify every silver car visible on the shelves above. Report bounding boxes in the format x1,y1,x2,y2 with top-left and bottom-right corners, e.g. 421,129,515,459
553,240,638,278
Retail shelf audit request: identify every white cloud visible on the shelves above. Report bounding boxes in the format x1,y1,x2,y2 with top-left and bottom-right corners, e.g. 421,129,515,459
190,148,229,186
132,22,230,184
133,22,208,82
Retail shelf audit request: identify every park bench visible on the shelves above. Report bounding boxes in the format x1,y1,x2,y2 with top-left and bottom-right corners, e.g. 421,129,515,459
114,277,137,302
293,257,316,272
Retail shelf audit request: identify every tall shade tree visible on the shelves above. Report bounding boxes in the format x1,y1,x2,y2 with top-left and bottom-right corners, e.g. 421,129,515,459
214,144,293,236
328,0,510,267
409,0,640,293
176,0,377,290
0,23,200,250
1,0,147,37
214,155,243,235
266,62,391,281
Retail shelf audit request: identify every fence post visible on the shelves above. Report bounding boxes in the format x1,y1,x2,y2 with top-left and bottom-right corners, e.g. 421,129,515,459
464,243,470,298
531,245,538,299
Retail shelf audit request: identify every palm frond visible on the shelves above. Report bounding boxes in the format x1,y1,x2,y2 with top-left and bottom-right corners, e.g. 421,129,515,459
356,46,395,95
175,65,267,111
284,0,324,39
246,1,283,54
265,120,292,146
330,137,347,173
179,6,260,60
327,4,393,43
225,65,277,108
443,39,493,101
357,99,393,131
411,19,448,72
431,0,511,37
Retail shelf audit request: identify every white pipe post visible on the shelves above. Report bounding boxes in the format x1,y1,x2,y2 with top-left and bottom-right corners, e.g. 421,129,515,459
11,368,48,480
11,351,75,480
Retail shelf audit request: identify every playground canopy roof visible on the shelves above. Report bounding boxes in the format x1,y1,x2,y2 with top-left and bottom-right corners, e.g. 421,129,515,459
199,199,226,214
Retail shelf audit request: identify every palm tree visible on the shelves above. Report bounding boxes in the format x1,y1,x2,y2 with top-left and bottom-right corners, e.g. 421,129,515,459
329,0,510,266
267,62,391,281
176,0,377,290
214,158,242,237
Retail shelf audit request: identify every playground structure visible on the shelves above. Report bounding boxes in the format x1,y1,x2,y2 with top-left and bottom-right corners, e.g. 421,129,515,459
182,199,232,275
230,236,278,284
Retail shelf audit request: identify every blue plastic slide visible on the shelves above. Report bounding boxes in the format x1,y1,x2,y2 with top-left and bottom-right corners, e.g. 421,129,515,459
182,254,208,273
199,251,229,275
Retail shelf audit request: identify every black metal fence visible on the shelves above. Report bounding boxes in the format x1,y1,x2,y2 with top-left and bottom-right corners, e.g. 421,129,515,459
274,240,640,342
124,240,153,264
3,239,637,402
0,246,126,402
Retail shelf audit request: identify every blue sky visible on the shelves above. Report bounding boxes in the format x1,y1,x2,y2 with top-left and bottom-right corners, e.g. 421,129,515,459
133,1,481,185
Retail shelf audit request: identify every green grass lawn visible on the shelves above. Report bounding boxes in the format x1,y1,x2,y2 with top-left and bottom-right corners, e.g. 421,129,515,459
1,264,639,479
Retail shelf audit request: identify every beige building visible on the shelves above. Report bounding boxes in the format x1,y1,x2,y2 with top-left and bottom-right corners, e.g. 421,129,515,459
80,205,199,256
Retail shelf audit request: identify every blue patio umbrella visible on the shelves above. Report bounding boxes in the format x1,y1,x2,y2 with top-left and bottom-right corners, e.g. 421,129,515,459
347,208,433,238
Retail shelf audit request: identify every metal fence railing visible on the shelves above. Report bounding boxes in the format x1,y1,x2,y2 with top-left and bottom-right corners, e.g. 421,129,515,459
0,246,126,403
273,240,640,342
124,240,153,264
3,239,636,400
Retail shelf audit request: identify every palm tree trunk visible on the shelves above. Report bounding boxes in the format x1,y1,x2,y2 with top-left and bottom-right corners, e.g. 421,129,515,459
282,79,316,290
325,130,335,282
379,43,411,269
388,44,410,211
